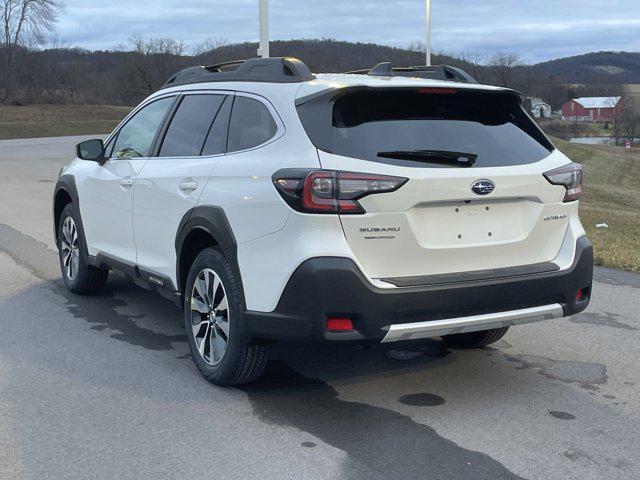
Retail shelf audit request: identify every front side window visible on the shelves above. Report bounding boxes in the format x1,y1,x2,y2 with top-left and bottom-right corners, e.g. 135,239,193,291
159,94,226,157
227,96,278,153
112,97,174,159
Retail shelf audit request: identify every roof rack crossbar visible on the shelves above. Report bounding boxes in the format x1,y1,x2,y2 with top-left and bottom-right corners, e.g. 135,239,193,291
343,63,477,84
162,57,316,89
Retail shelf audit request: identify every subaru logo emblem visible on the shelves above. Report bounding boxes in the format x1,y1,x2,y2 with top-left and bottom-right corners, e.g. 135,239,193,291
471,179,495,195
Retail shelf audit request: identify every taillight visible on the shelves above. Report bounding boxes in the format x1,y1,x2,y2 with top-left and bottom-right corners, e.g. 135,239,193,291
543,163,583,202
302,171,337,212
273,170,408,214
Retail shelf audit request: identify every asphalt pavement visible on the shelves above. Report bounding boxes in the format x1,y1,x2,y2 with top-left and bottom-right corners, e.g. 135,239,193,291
0,136,639,480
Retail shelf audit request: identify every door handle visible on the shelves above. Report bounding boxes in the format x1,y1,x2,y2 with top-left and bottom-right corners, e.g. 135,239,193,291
120,178,133,187
179,181,198,192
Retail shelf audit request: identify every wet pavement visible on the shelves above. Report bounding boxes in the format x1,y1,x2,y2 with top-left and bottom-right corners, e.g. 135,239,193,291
1,136,639,479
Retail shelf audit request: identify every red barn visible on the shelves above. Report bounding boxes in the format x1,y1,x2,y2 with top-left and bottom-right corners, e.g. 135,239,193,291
562,96,621,122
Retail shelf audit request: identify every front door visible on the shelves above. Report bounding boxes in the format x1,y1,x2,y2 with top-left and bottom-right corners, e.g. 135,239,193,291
79,96,175,264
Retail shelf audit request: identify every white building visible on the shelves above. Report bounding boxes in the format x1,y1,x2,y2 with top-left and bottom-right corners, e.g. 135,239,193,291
529,98,552,118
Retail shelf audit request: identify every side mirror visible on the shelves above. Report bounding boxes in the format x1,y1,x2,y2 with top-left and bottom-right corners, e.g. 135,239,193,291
76,139,106,164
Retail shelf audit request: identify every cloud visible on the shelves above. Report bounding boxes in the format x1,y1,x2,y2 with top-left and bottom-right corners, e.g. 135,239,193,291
55,0,640,62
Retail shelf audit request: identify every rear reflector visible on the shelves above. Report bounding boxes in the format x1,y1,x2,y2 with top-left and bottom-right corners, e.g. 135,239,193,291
327,318,354,331
576,289,584,301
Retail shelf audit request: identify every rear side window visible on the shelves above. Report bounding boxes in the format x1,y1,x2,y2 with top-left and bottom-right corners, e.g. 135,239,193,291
159,94,226,157
297,89,553,168
202,96,232,156
227,96,278,153
112,97,174,159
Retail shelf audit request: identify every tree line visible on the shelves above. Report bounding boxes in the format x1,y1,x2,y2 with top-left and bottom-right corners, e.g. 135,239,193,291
0,0,634,130
1,36,628,108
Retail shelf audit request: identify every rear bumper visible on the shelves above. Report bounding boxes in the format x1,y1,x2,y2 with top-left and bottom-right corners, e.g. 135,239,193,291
245,236,593,343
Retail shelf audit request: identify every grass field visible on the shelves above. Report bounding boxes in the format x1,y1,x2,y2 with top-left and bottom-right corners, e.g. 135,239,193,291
554,137,640,271
0,104,132,140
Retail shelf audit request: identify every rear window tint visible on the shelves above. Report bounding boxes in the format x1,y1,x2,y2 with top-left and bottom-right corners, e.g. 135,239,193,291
297,89,553,168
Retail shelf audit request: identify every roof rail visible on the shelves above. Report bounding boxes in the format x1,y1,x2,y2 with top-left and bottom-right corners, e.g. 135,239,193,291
345,63,478,84
162,57,315,89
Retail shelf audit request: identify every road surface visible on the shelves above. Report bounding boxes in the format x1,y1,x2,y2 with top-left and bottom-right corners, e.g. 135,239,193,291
1,136,639,480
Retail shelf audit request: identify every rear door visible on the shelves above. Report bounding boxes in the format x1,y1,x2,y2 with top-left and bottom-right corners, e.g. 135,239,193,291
132,92,232,284
202,93,289,244
298,87,573,280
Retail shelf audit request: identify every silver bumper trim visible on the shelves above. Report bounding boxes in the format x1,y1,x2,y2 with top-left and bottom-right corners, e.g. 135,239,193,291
380,303,564,343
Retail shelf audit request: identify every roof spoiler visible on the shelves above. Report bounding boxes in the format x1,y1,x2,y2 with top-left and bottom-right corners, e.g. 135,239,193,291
162,57,316,89
345,63,478,84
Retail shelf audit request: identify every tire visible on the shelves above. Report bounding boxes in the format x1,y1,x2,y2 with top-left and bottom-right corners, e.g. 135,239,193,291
57,203,109,294
184,247,271,386
443,326,510,349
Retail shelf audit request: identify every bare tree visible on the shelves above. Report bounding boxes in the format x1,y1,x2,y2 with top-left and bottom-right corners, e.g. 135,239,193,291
1,0,63,102
531,74,567,111
613,94,640,146
459,51,488,83
407,41,426,54
121,35,190,103
488,52,520,88
511,63,538,97
47,32,67,49
192,37,228,60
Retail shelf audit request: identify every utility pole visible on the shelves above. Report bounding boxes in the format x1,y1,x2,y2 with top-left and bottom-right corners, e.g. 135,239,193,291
425,0,431,66
258,0,270,58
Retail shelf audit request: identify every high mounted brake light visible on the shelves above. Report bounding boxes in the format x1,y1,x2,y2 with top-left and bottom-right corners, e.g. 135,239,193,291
543,163,583,202
273,170,408,214
417,87,458,94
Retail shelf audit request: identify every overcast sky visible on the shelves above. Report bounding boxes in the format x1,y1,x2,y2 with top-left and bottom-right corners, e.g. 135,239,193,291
57,0,640,63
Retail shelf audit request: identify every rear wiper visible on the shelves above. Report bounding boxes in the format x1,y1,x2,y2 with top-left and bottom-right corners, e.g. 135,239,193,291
377,149,477,167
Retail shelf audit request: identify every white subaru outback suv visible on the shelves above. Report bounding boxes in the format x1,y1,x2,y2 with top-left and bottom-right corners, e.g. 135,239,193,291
53,57,592,386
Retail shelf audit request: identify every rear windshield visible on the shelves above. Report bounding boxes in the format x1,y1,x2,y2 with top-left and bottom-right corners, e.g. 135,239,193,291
297,88,553,168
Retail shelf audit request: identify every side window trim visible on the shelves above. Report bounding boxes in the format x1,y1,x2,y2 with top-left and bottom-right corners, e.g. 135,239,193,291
104,135,116,158
105,90,283,160
106,94,179,161
198,95,231,156
225,91,285,155
150,94,185,158
223,94,236,155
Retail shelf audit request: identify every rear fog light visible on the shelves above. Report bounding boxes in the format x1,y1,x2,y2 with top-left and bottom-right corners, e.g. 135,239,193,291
327,318,354,331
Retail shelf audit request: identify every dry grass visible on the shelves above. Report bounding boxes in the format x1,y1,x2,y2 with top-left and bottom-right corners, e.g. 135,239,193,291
0,104,132,140
553,137,640,271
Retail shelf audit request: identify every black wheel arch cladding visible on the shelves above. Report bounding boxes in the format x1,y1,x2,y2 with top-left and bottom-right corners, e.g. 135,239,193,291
175,206,245,305
53,174,89,254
